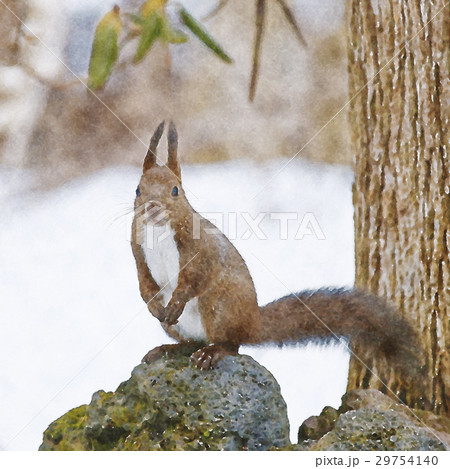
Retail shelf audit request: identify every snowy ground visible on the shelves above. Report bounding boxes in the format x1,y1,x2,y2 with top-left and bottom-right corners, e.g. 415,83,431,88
0,159,354,450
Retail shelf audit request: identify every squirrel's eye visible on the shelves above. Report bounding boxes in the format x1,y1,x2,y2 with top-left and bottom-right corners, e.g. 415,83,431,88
171,186,179,197
136,186,141,196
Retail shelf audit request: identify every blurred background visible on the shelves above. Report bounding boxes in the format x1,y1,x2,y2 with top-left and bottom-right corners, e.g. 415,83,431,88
1,0,354,450
0,0,350,180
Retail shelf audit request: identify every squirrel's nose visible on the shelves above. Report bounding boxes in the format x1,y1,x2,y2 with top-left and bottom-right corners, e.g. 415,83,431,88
144,200,168,226
145,200,164,213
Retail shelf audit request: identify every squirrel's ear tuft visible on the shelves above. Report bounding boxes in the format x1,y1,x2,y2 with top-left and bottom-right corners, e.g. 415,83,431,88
167,121,181,180
143,121,165,172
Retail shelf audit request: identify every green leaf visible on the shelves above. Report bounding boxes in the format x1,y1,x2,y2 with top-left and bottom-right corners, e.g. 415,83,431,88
141,0,168,17
179,7,232,63
133,12,163,63
160,16,188,44
130,13,146,26
88,6,122,90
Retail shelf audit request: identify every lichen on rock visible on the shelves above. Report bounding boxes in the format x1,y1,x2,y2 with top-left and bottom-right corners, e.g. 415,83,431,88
39,353,290,451
40,357,450,451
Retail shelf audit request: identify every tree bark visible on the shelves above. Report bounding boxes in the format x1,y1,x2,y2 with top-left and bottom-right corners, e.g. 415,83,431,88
348,0,449,415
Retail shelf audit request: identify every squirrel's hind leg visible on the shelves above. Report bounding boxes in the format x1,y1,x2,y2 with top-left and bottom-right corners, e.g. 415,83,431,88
142,341,206,364
190,343,238,370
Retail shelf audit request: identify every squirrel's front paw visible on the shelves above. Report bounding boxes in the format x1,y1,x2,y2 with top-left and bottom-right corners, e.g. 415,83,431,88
162,301,184,326
147,300,166,322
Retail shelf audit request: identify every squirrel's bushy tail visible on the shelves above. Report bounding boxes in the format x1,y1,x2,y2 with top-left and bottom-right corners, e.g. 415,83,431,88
255,288,424,382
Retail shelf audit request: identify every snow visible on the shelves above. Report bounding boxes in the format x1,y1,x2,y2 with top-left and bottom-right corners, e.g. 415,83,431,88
0,159,354,450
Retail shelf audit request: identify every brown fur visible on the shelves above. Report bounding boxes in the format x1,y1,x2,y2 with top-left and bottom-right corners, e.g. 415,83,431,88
131,123,260,366
256,289,423,382
131,122,422,375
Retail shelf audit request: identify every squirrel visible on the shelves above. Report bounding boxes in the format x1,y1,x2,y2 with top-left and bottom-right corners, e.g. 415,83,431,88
131,121,422,380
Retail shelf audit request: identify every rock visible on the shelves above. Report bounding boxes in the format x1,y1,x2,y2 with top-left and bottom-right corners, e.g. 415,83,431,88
340,389,450,449
309,409,446,451
298,406,339,442
40,353,290,451
340,389,408,413
321,405,340,422
296,389,448,451
40,361,450,452
298,416,328,441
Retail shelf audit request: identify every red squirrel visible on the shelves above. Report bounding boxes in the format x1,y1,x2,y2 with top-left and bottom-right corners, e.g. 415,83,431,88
131,122,422,377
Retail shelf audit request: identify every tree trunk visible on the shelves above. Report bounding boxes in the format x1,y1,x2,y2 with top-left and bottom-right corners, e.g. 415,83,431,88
347,0,449,415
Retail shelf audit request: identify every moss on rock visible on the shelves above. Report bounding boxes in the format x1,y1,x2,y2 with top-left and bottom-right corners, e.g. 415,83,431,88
39,405,89,451
40,353,290,451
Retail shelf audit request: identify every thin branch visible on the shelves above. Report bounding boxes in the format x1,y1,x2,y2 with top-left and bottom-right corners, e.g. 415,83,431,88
249,0,266,102
202,0,230,21
276,0,307,46
17,60,85,90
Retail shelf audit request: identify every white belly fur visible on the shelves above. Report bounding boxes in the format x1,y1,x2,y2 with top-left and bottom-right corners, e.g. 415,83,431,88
142,224,179,306
142,223,207,341
172,297,207,341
